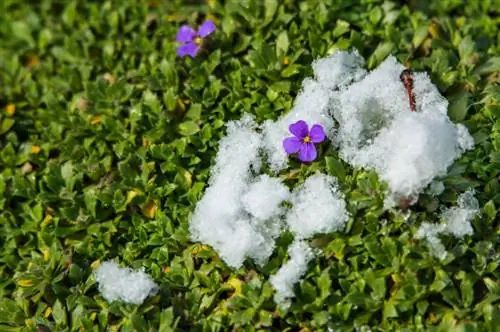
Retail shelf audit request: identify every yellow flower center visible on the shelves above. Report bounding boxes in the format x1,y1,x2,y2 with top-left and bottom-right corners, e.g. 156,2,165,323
303,136,311,143
194,36,203,46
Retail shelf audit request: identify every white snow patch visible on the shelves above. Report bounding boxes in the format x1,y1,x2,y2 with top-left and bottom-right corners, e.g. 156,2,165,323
416,189,480,259
331,55,474,200
189,114,268,268
415,222,447,260
427,181,445,196
270,241,314,306
241,174,290,221
189,115,289,268
94,261,158,305
286,173,349,239
442,189,479,238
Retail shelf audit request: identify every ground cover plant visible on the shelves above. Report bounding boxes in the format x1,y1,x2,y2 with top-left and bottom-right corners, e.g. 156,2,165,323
1,0,499,331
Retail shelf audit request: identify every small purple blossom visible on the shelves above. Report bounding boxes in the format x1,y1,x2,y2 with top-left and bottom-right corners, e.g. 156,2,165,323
176,20,216,58
283,120,326,162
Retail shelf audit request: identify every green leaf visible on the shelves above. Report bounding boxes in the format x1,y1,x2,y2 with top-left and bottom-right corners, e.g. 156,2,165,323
317,268,331,299
281,64,301,78
475,57,500,75
159,307,176,332
131,314,149,332
368,42,394,69
459,273,474,308
325,156,346,181
448,91,470,121
178,121,200,136
186,103,202,120
276,31,289,57
412,25,428,49
483,200,496,221
263,0,278,26
458,36,475,62
0,118,15,135
61,161,74,190
0,298,25,324
52,300,67,326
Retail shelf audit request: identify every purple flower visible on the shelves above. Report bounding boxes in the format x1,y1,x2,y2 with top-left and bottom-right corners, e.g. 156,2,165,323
176,20,216,58
283,120,326,162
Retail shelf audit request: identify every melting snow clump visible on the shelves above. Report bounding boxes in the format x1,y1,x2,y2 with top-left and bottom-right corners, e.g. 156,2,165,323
270,241,314,306
286,173,349,239
416,189,479,259
415,222,448,260
331,56,474,200
95,261,158,305
241,174,291,221
427,181,445,196
189,114,271,268
442,189,479,238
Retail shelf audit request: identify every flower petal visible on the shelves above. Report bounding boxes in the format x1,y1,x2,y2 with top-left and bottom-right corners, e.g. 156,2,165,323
298,142,317,162
177,42,200,58
283,137,302,154
309,124,326,143
197,20,216,37
289,120,309,139
176,25,196,42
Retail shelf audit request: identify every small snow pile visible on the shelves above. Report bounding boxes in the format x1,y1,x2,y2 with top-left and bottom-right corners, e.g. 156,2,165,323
261,50,367,172
331,56,474,200
189,115,291,268
95,261,158,305
286,173,349,239
416,189,480,259
269,240,314,306
241,174,291,221
427,181,445,196
415,222,448,260
442,189,479,238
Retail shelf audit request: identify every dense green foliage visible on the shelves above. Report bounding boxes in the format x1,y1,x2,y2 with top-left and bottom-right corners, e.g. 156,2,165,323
1,0,499,331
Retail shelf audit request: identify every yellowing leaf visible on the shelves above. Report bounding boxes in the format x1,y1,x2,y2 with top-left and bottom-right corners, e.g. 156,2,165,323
25,55,40,69
31,145,41,154
167,14,181,22
176,99,187,112
44,307,52,318
42,248,50,262
103,73,116,84
18,279,33,287
226,278,242,295
142,200,157,218
90,115,101,125
25,319,35,328
90,260,101,270
428,22,440,39
41,214,53,228
205,13,219,24
191,244,210,255
5,104,15,116
183,170,192,187
126,189,141,203
283,56,289,65
456,16,466,28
